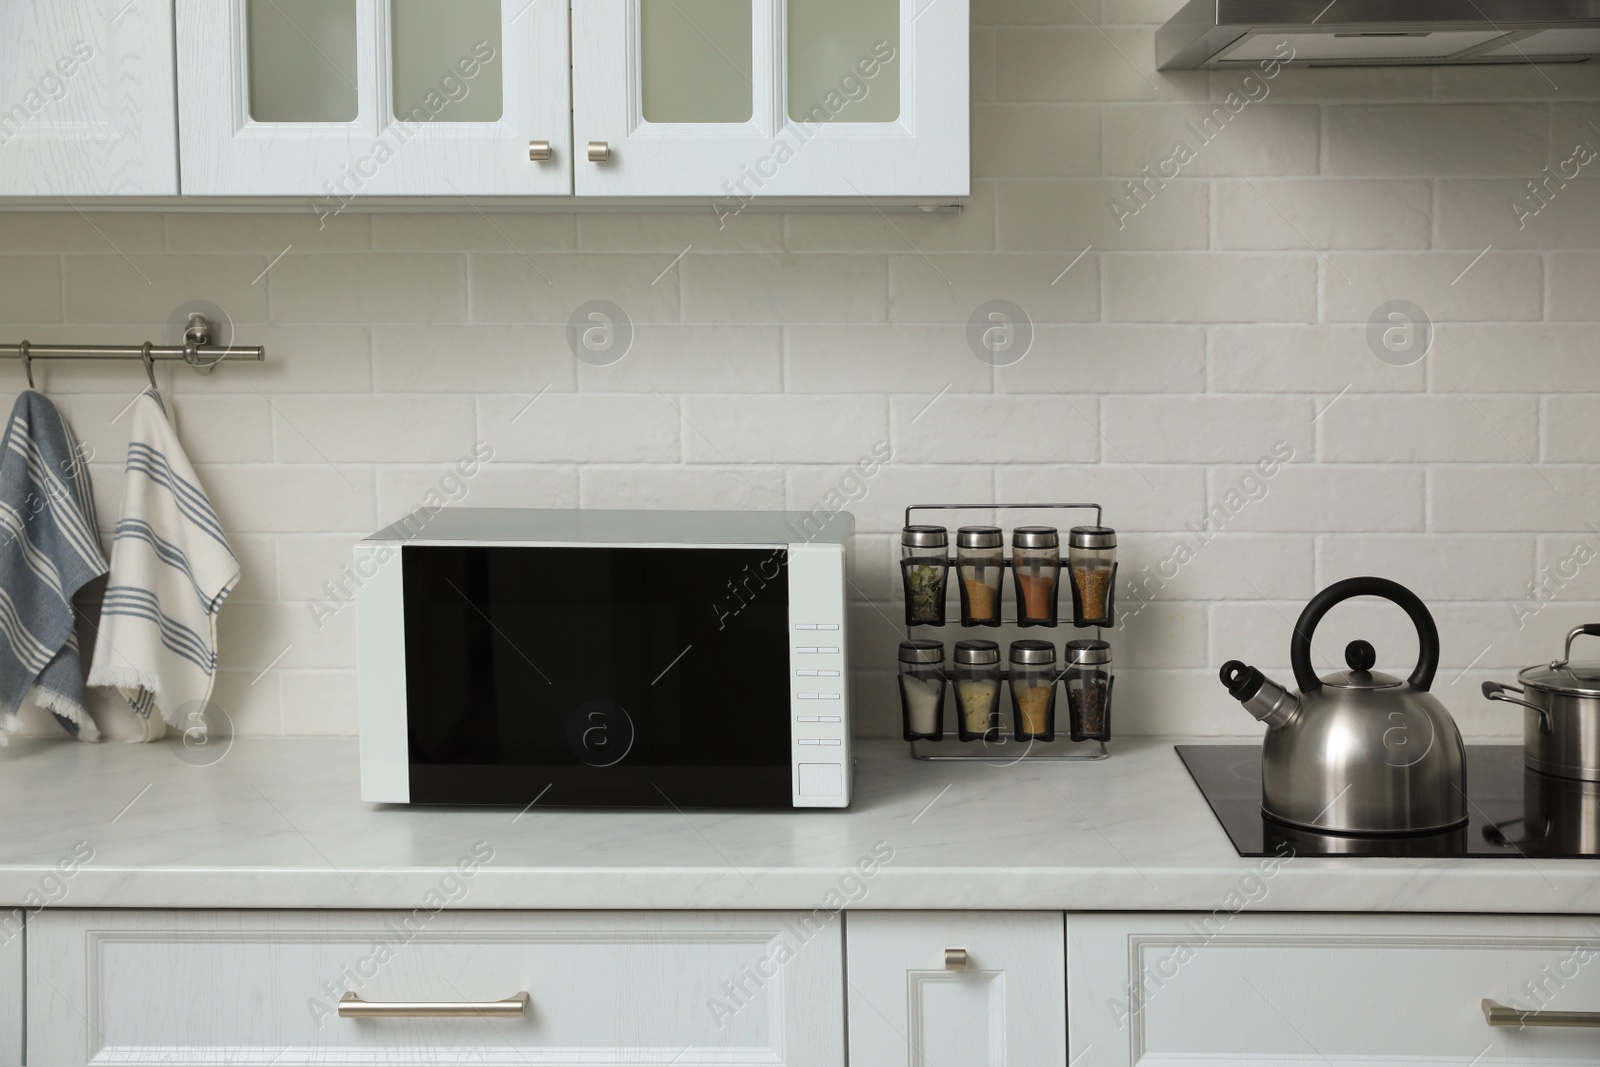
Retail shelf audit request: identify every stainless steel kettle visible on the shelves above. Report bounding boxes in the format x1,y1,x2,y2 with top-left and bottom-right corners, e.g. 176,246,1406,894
1218,576,1468,835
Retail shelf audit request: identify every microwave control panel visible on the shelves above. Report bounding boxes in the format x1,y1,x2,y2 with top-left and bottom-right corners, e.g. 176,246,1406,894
787,542,852,807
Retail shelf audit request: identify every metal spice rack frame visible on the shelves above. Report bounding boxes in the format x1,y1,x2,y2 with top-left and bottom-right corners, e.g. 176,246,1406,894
902,502,1112,763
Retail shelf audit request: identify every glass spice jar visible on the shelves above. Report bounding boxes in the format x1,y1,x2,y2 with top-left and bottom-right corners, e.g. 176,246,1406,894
1010,526,1061,627
952,639,1003,742
956,526,1005,627
898,640,947,741
901,526,950,627
1008,640,1059,742
1068,526,1117,628
1063,639,1113,742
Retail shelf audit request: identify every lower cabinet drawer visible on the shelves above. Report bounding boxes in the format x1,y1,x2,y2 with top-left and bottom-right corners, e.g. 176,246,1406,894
847,911,1066,1066
1070,913,1600,1066
29,910,843,1066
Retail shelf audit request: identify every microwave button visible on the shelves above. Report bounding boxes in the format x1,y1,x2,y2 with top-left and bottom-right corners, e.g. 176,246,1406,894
817,715,842,723
820,670,841,677
796,646,820,654
796,669,819,677
798,738,822,746
795,623,818,630
816,693,841,700
818,739,842,746
815,623,840,630
796,715,820,722
818,646,840,654
797,693,819,700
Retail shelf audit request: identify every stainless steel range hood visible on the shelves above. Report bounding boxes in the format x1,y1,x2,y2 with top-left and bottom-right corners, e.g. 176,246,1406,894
1158,1,1600,69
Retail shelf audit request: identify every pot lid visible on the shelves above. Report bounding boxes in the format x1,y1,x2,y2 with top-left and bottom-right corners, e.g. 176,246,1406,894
1518,625,1600,697
1519,661,1600,697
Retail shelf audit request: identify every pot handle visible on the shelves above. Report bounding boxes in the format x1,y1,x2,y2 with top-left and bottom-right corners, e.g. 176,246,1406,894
1290,577,1439,694
1555,623,1600,668
1482,681,1553,734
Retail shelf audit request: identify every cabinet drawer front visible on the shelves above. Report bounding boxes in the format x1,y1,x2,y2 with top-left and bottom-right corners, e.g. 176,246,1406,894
1070,913,1600,1066
847,911,1065,1067
29,910,842,1066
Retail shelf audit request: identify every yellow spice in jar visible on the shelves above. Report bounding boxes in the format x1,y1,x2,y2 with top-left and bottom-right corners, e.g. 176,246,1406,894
964,579,999,621
1016,686,1053,736
957,679,999,732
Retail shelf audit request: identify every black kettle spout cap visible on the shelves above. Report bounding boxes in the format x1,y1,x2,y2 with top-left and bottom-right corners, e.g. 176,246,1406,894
1220,660,1265,703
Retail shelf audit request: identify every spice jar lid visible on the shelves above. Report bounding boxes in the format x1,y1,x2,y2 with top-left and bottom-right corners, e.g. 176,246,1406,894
902,525,949,548
899,639,946,665
1065,639,1112,666
1009,639,1058,665
953,639,1001,665
1069,525,1117,550
1011,526,1059,549
957,526,1004,549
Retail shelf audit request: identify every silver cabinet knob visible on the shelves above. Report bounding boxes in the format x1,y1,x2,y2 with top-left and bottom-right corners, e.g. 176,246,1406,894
944,948,968,969
528,140,551,162
587,140,611,163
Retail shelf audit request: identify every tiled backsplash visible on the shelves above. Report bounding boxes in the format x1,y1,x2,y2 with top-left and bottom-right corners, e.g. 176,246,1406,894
8,1,1600,742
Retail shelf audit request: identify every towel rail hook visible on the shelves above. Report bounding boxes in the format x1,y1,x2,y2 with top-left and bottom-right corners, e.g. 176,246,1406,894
19,341,32,390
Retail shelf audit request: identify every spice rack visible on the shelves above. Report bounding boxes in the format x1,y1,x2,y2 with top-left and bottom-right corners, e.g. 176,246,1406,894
900,502,1113,763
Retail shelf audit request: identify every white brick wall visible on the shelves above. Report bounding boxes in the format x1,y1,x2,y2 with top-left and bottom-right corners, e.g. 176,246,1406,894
6,0,1600,742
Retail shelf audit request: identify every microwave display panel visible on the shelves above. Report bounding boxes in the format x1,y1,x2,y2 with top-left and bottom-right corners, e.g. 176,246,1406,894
400,544,792,807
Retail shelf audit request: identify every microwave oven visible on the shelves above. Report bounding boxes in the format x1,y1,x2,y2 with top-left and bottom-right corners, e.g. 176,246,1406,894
356,508,854,809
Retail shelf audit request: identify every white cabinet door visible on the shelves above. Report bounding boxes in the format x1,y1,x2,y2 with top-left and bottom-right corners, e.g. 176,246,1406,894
0,910,17,1066
29,909,845,1065
176,0,572,196
1070,912,1600,1066
0,0,178,195
571,0,969,200
847,911,1065,1066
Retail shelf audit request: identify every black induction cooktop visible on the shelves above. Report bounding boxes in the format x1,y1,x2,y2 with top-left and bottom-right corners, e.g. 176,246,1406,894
1177,745,1600,859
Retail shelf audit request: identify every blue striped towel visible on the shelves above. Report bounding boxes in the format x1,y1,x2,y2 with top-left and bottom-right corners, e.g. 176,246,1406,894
87,390,239,742
0,391,108,742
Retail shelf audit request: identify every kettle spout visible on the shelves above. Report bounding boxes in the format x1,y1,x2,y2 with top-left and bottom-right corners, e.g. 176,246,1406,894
1219,661,1299,730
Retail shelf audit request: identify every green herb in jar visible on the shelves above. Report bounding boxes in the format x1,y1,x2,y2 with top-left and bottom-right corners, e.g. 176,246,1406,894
906,564,946,622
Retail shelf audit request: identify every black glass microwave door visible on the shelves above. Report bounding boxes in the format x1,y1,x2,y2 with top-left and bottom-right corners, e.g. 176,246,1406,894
401,545,793,807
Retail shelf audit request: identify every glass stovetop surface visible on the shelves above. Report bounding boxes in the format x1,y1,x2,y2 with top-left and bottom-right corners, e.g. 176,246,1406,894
1176,744,1600,859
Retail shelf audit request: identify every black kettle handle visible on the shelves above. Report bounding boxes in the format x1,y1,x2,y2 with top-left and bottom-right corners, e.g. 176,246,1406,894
1290,576,1440,694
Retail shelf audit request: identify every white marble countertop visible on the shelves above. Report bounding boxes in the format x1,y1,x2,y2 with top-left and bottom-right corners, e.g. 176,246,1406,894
0,736,1594,913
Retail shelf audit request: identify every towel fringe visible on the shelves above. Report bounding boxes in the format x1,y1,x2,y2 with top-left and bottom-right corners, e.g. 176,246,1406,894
33,688,101,743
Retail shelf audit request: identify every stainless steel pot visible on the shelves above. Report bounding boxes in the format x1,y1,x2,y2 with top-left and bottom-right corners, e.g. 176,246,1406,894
1483,623,1600,783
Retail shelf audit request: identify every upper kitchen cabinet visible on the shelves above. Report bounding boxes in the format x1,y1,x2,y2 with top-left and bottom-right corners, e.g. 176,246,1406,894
175,0,573,196
0,0,178,196
571,0,969,199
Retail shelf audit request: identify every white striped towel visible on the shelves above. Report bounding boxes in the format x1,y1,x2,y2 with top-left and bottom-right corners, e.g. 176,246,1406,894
87,390,239,742
0,391,108,743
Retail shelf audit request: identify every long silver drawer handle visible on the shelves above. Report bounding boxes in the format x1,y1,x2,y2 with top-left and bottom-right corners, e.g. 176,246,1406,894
339,991,530,1019
1483,998,1600,1028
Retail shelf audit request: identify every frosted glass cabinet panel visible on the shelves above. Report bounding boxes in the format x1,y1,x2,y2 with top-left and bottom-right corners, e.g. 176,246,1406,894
641,0,753,123
788,0,900,124
0,0,178,195
572,0,968,198
391,0,504,123
247,0,359,122
177,0,571,195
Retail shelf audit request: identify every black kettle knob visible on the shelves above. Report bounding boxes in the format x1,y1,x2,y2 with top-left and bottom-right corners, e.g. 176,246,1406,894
1345,640,1377,673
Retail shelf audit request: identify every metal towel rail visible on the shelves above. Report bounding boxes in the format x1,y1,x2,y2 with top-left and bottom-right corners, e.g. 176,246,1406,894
0,314,265,388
